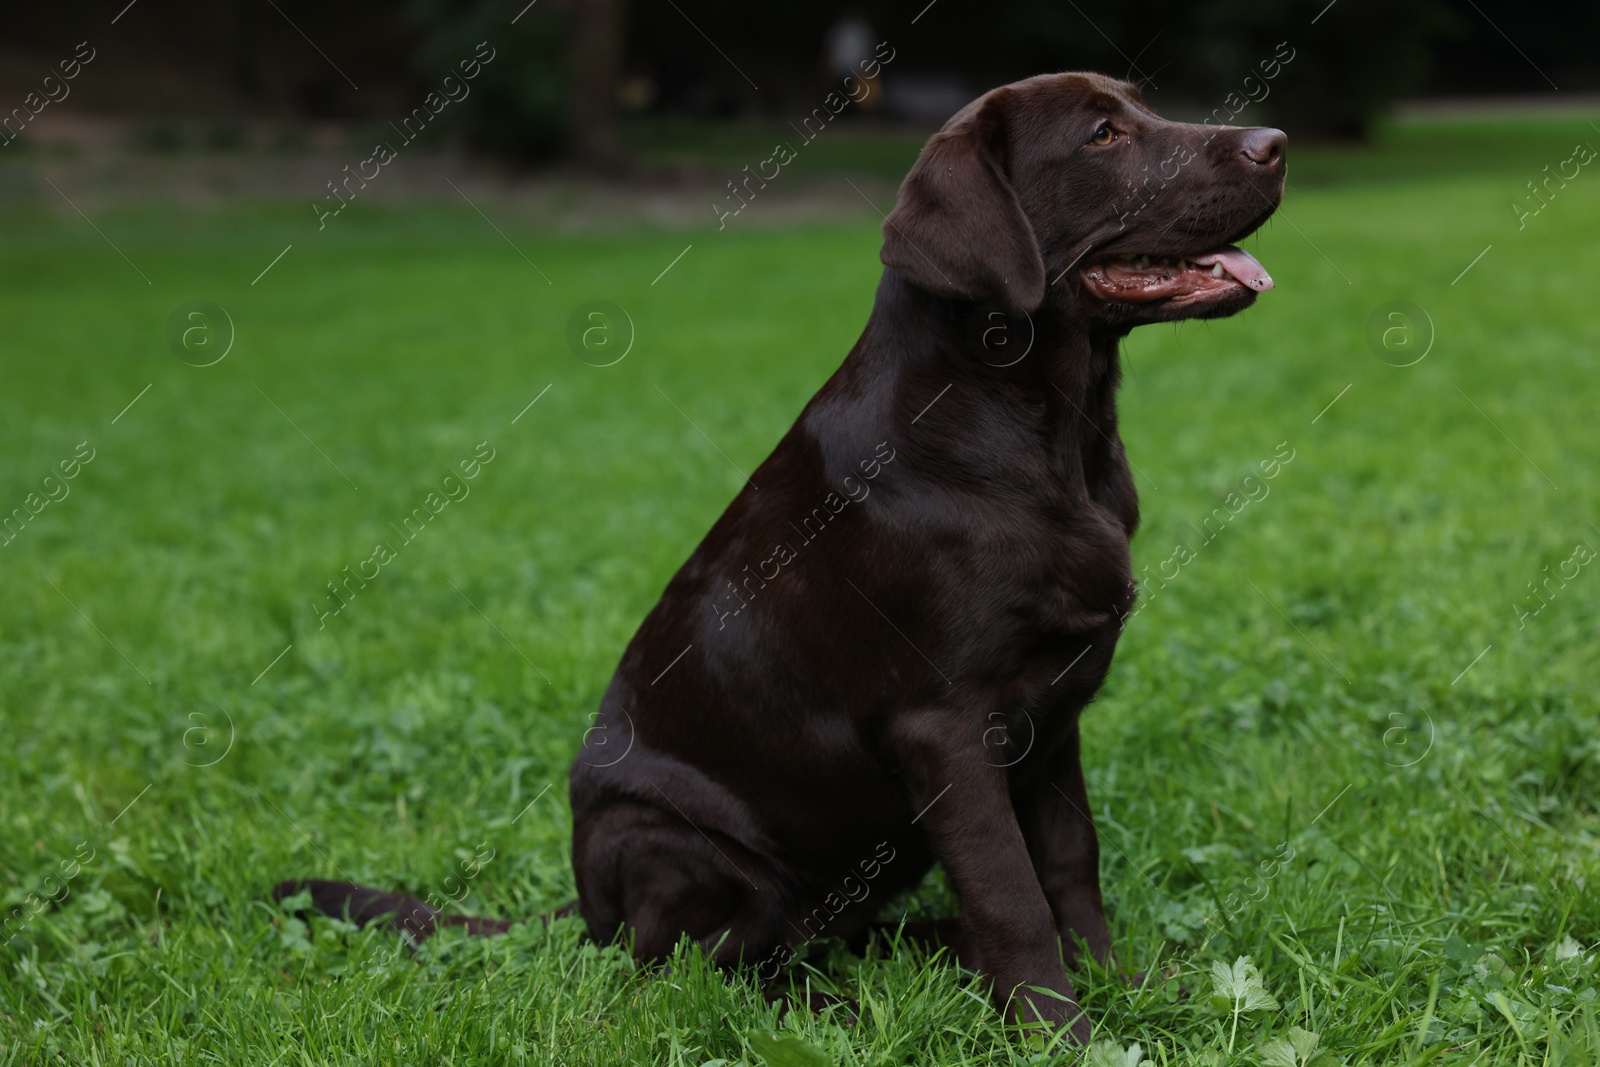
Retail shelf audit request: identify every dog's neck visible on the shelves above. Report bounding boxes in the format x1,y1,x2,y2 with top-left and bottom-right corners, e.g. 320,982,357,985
846,271,1138,528
1034,313,1138,527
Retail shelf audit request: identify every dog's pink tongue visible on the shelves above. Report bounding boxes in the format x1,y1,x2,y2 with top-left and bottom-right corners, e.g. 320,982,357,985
1194,246,1274,291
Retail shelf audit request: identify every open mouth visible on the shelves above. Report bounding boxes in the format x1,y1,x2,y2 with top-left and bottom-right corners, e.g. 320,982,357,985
1080,246,1273,304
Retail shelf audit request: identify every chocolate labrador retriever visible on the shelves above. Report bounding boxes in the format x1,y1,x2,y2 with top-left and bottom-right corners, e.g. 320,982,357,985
277,71,1285,1044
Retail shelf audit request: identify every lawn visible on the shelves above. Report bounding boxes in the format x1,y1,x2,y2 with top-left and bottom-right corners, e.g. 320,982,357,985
2,115,1598,1065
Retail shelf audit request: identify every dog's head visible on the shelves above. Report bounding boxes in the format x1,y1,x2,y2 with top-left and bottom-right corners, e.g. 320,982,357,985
881,72,1285,325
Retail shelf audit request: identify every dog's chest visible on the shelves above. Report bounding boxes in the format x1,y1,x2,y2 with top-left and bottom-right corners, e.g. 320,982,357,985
997,491,1135,633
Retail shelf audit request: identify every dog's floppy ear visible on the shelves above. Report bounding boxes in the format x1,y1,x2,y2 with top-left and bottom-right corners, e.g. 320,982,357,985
880,89,1045,312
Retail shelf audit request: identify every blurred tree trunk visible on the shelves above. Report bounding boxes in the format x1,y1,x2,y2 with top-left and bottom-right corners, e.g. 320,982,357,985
568,0,625,169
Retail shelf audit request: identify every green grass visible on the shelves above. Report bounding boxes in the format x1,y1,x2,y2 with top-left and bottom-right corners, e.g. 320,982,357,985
2,114,1599,1065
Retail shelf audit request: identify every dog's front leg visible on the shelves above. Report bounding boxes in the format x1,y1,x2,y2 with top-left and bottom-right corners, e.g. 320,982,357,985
890,708,1092,1044
1013,717,1114,969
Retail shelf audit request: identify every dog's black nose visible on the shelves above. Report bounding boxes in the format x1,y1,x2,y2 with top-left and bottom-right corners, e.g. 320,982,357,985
1241,128,1286,168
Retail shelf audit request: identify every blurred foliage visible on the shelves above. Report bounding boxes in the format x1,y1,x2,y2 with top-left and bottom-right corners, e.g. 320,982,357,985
608,0,1474,141
395,0,1468,157
1,0,1592,159
408,0,571,162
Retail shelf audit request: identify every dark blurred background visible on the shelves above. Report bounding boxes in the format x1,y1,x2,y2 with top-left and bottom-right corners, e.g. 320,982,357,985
3,0,1597,170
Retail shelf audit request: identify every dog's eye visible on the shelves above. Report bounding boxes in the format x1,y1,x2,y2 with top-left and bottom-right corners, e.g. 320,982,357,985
1088,123,1116,146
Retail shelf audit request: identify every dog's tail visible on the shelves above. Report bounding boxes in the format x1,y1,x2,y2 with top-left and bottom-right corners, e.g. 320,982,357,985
271,879,574,945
